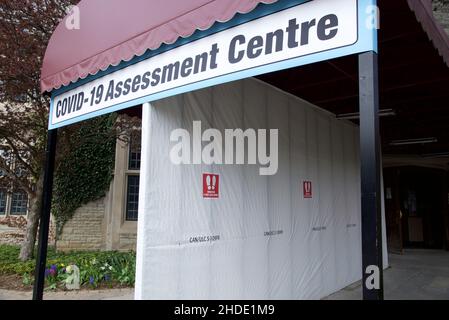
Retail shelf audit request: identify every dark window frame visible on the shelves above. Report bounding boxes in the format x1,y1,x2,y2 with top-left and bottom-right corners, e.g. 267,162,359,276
125,175,140,221
128,134,141,171
0,188,7,215
10,190,28,215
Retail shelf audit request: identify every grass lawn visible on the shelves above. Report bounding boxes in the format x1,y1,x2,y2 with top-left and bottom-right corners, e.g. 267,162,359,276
0,244,135,291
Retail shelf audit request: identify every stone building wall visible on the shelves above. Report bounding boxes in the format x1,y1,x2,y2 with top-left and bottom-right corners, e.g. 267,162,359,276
119,233,138,251
56,136,139,252
57,198,106,251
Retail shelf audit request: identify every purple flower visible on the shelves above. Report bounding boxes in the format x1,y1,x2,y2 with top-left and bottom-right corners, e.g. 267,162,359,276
62,268,66,273
89,276,95,285
44,269,50,277
104,274,110,281
49,269,56,276
50,264,57,271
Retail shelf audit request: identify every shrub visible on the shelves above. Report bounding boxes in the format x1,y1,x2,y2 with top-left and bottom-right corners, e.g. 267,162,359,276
0,245,135,290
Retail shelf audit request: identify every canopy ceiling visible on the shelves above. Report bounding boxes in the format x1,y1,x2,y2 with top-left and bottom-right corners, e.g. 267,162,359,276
41,0,276,93
259,0,449,157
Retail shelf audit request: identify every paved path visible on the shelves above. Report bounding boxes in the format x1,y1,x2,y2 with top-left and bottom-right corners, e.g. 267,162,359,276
0,288,134,300
326,249,449,300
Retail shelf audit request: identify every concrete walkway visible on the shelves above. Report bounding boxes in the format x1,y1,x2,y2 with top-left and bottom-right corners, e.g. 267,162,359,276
0,288,134,300
326,249,449,300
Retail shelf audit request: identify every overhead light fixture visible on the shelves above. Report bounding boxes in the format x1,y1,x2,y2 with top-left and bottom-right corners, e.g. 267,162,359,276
389,137,438,146
336,109,396,120
421,152,449,159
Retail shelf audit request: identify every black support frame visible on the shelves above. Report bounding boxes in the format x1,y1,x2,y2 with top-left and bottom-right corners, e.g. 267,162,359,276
32,52,385,300
358,51,384,300
32,129,58,300
32,48,383,302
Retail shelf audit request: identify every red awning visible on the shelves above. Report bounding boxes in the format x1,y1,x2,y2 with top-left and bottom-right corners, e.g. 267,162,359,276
40,0,277,93
41,0,449,93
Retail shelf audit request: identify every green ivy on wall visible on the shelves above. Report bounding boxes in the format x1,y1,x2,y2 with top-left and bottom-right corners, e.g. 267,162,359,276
52,114,117,236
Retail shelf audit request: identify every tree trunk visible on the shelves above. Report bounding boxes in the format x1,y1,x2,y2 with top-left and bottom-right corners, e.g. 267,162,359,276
19,171,44,261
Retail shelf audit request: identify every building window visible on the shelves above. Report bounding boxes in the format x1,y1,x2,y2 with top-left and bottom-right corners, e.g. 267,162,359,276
124,132,141,222
128,136,141,170
126,175,140,221
10,190,28,215
0,189,6,215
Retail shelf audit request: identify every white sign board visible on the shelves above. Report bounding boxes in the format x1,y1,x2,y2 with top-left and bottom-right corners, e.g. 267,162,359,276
49,0,376,129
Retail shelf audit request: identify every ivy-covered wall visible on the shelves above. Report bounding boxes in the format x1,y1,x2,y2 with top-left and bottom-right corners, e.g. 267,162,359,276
52,114,117,237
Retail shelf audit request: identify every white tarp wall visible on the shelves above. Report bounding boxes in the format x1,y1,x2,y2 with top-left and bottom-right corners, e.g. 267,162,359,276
135,78,388,300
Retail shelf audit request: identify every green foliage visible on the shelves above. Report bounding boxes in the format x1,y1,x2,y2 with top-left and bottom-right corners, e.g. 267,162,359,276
0,244,135,289
53,114,117,235
22,273,33,286
0,244,35,274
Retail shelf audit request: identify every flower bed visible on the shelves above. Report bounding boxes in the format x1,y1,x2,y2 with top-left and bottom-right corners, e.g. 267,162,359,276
0,244,135,291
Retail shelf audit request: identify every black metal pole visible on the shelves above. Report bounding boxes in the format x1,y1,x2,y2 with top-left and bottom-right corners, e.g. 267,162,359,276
358,51,384,300
32,128,58,300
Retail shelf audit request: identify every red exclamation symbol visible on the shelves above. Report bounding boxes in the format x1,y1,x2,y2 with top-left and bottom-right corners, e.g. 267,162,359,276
206,174,212,190
211,175,216,191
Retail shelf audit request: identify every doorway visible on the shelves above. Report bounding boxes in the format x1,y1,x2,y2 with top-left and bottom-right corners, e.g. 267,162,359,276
384,166,449,253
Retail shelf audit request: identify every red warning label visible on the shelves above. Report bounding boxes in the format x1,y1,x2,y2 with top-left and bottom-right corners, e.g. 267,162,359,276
203,173,219,199
303,181,312,198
